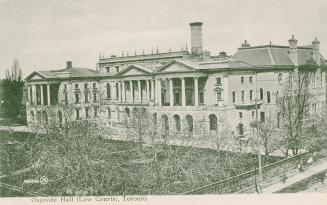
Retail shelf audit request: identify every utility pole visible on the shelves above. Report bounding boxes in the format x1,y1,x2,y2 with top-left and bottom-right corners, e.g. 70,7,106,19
255,66,263,193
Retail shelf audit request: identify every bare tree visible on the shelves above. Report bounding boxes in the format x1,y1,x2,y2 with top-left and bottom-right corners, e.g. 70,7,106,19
278,64,318,156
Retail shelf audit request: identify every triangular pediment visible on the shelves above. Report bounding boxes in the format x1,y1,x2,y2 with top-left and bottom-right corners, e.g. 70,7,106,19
155,61,198,74
115,65,151,77
25,71,47,81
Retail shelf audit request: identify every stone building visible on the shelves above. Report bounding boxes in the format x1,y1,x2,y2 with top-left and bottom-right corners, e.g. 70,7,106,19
25,22,326,138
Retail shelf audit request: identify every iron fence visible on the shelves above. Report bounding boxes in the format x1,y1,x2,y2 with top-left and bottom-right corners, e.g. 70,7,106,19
184,147,326,195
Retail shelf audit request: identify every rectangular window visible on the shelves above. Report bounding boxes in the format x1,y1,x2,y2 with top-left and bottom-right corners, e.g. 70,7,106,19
174,92,180,105
75,93,79,103
261,112,265,122
250,90,253,101
94,107,98,118
75,84,79,89
115,66,119,72
217,91,222,101
64,84,67,89
252,111,255,119
85,107,89,118
93,83,97,89
232,91,236,103
106,67,110,73
249,76,253,84
75,109,80,120
116,83,119,99
241,90,245,102
84,83,88,89
199,92,204,104
239,112,243,119
85,93,89,103
216,77,221,85
64,93,68,104
107,84,111,99
241,77,244,84
93,93,97,102
267,91,271,103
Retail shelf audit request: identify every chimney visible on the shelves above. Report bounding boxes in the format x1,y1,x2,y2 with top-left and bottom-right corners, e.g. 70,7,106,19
218,51,227,58
241,40,250,48
288,35,298,66
190,22,203,56
66,61,72,69
312,37,320,66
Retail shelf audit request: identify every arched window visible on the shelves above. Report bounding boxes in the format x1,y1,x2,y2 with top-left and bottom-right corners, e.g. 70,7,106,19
161,114,169,132
185,115,193,132
42,110,48,124
173,115,181,131
260,88,263,100
125,107,130,117
107,83,111,99
132,107,138,124
57,111,63,124
238,123,244,136
30,111,35,121
209,114,218,131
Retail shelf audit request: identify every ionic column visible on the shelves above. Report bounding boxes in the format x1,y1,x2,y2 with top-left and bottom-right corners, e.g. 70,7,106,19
129,81,134,102
32,85,37,105
122,81,126,102
138,80,141,102
156,79,162,106
47,84,51,105
151,80,155,101
27,85,31,103
169,78,174,107
181,78,186,106
40,85,44,105
194,77,199,106
146,80,150,101
118,82,122,102
115,82,119,100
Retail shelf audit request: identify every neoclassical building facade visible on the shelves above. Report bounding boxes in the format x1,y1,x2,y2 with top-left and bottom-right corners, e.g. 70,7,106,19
25,22,326,138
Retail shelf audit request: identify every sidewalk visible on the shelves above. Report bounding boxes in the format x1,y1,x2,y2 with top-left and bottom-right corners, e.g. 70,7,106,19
262,159,327,193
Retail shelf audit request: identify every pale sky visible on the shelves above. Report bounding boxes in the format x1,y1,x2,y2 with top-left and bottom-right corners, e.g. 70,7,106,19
0,0,327,78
